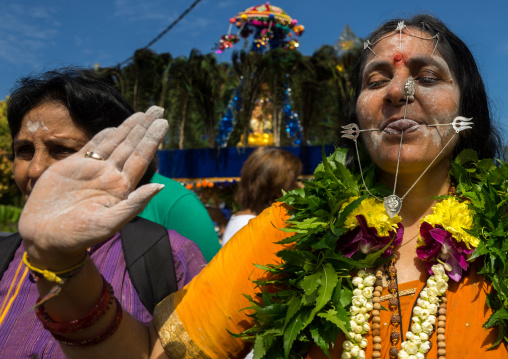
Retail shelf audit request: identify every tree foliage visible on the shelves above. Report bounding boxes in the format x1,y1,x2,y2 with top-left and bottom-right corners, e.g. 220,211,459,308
97,45,360,149
229,51,267,147
0,98,23,231
262,48,303,146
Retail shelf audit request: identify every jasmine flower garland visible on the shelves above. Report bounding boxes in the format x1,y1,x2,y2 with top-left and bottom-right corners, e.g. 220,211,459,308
238,148,508,358
342,270,376,359
398,264,448,359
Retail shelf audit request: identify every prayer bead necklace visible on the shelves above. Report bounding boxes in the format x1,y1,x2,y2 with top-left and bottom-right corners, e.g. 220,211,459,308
344,263,449,359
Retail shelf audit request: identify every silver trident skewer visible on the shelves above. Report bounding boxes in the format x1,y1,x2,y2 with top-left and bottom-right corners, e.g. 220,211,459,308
340,123,381,200
427,116,473,133
341,123,379,141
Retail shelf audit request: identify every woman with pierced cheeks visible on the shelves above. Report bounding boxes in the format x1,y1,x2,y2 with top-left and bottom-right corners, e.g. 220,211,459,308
356,24,463,282
145,15,504,359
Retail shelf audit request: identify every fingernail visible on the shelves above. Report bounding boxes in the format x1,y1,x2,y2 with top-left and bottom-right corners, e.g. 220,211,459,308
146,106,164,119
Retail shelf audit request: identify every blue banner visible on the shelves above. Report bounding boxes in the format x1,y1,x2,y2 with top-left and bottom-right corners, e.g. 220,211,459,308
157,145,334,179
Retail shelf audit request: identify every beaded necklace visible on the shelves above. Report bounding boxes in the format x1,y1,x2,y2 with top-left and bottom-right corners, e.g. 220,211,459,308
343,262,448,359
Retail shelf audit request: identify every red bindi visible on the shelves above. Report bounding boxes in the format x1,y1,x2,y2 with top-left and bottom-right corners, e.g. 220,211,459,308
393,52,403,64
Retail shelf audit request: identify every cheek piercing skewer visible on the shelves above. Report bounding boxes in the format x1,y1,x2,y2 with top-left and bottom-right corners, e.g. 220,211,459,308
341,124,381,200
342,116,473,217
426,116,473,133
341,123,379,141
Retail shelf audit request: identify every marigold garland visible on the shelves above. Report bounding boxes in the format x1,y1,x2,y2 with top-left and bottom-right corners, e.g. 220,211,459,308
419,197,478,248
343,197,402,237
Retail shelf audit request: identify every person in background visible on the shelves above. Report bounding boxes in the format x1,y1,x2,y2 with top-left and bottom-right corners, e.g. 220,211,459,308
0,68,207,358
140,171,221,262
222,147,302,246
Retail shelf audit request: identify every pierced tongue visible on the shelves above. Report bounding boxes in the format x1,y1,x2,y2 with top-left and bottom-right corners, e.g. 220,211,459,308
384,119,420,134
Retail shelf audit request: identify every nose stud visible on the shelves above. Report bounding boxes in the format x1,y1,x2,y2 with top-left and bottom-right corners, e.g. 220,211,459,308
404,76,415,101
402,76,415,120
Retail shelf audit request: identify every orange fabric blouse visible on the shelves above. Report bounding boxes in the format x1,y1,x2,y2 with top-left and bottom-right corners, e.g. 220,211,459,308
154,202,508,359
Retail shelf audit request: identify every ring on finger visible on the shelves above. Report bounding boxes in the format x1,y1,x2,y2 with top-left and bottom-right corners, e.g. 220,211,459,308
84,151,105,161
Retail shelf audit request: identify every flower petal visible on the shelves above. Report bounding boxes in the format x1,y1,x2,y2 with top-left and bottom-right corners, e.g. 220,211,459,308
445,256,463,282
429,227,450,244
416,222,442,261
337,215,403,258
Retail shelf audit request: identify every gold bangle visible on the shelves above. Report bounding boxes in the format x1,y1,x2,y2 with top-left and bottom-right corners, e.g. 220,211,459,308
22,252,88,285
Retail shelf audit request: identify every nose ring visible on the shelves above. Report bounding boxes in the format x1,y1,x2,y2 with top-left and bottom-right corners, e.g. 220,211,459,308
84,151,105,161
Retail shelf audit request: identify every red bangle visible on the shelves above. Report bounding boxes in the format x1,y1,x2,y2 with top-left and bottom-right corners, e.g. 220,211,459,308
53,297,123,347
35,276,113,335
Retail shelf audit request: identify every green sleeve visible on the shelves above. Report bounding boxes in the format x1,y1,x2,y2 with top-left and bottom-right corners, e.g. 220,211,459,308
139,173,220,262
162,193,220,262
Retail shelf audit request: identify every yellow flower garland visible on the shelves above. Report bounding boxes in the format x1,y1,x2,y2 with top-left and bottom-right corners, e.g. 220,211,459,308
342,197,402,237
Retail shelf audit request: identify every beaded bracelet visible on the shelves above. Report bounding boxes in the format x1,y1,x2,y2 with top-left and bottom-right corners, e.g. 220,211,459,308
53,296,123,347
35,276,113,335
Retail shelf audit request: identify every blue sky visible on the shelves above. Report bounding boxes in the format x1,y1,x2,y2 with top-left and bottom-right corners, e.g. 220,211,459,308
1,0,506,140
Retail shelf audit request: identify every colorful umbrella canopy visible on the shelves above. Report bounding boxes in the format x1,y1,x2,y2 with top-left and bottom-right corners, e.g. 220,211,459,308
215,2,304,53
233,3,293,25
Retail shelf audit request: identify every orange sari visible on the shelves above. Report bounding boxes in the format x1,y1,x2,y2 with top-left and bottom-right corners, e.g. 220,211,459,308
154,202,507,358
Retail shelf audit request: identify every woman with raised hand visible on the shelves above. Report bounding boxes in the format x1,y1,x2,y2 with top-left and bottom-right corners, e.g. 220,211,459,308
0,69,207,358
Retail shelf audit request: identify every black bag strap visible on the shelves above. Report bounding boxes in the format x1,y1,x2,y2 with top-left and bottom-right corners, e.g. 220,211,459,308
120,217,178,314
0,233,22,282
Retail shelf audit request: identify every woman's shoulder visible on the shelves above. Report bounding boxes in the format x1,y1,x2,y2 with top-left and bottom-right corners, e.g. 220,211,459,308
166,229,207,287
167,230,205,259
261,201,292,224
229,213,256,223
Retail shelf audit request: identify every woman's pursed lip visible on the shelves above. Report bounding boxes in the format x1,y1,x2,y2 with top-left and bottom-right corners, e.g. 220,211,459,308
381,119,421,134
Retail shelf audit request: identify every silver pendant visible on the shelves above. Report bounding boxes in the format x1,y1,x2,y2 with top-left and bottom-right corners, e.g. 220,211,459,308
384,195,402,218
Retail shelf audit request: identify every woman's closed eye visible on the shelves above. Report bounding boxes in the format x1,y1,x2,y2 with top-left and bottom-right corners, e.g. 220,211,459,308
14,145,34,160
366,73,391,89
414,71,441,86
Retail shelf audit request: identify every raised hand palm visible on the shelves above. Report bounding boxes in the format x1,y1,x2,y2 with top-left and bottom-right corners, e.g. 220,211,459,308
19,107,168,265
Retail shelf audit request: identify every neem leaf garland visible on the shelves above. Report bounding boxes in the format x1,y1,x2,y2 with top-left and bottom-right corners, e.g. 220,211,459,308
237,148,508,357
